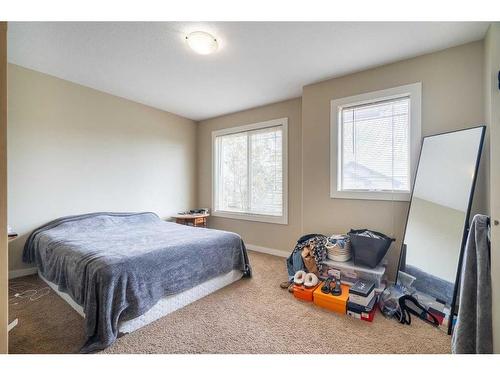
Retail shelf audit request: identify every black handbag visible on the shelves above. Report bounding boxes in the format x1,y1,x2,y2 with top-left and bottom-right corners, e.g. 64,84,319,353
348,229,395,268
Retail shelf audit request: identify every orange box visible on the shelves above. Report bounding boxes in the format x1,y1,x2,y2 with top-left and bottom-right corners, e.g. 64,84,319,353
293,283,320,302
313,282,349,314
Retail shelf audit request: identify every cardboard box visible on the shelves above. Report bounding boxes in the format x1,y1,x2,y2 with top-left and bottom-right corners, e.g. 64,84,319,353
347,294,377,312
347,306,377,322
347,295,377,322
313,282,349,314
349,279,376,306
293,283,320,302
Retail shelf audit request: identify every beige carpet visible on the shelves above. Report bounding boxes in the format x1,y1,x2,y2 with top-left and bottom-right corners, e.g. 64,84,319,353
9,251,451,354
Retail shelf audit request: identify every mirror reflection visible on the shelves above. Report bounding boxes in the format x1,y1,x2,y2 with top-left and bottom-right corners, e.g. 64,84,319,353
399,127,484,308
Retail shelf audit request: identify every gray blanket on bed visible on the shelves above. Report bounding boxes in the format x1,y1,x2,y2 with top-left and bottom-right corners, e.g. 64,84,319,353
23,212,251,353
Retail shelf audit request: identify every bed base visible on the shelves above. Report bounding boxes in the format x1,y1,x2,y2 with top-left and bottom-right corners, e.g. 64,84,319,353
39,269,243,334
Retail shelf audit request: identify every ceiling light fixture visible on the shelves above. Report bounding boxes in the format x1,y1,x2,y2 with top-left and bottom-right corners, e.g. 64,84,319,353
185,31,219,55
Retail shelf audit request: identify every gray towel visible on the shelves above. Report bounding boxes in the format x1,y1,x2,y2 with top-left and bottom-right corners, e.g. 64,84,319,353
452,214,492,354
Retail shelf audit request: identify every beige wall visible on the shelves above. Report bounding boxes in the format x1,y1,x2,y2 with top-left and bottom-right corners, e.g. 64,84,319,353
302,41,485,280
7,38,489,291
198,98,302,253
485,23,500,353
0,22,8,354
7,64,198,273
197,41,486,281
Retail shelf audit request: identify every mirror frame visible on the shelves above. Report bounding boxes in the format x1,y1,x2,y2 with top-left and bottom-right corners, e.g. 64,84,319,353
396,125,486,335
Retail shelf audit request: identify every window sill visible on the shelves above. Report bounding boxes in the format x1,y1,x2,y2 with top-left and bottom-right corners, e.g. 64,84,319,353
212,210,288,225
331,190,411,202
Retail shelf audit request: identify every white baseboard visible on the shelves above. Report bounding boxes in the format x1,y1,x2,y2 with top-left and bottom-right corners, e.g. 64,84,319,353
246,243,289,258
9,267,37,280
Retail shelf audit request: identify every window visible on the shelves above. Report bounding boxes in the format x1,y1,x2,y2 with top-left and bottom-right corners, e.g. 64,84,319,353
212,118,288,224
331,83,421,201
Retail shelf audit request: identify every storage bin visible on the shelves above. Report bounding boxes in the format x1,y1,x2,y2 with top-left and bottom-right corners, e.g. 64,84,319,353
313,283,349,314
293,283,320,302
348,229,395,268
322,258,386,289
326,234,351,262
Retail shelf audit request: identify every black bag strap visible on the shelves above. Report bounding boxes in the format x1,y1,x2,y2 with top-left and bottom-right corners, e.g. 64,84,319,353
398,295,440,327
394,306,411,325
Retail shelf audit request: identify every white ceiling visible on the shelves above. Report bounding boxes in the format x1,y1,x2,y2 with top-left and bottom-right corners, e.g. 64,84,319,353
7,22,489,121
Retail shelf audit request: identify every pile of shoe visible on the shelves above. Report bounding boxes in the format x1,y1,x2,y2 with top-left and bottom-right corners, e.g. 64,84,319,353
312,274,349,314
326,234,351,262
320,275,343,296
291,270,320,302
293,270,319,288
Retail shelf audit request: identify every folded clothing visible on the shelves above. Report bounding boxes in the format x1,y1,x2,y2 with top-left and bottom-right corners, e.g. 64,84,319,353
327,234,350,248
286,234,327,280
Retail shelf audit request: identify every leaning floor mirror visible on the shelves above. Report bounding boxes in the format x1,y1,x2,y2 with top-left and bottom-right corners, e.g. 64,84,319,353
397,125,485,334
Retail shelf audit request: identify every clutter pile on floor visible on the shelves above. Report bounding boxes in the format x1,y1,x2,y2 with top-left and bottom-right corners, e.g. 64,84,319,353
282,230,453,330
280,229,450,330
281,229,390,322
290,268,378,322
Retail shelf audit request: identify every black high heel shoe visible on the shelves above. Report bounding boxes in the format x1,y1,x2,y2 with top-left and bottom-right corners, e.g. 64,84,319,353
331,276,342,296
321,278,332,294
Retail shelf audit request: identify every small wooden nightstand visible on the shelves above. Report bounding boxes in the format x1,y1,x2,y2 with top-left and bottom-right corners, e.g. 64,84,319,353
172,213,209,228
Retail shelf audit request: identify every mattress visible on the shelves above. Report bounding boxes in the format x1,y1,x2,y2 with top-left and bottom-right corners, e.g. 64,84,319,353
24,212,251,352
39,269,243,333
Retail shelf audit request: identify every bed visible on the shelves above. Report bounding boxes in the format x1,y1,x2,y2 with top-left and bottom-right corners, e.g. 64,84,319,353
22,212,251,353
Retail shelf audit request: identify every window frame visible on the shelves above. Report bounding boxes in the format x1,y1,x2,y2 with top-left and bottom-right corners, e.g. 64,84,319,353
330,83,422,201
212,117,288,224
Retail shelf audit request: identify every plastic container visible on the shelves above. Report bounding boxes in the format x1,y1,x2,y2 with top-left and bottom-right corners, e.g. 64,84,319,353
348,229,395,268
322,258,386,289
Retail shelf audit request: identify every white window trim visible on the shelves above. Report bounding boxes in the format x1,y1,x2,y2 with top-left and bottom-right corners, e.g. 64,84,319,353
212,118,288,225
330,82,422,202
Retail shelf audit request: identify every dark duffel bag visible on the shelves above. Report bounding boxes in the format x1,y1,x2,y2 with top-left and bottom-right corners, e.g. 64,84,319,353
348,229,395,268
